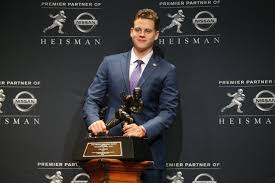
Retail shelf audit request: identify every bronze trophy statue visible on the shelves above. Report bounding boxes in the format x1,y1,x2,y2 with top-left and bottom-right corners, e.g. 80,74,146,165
104,87,144,131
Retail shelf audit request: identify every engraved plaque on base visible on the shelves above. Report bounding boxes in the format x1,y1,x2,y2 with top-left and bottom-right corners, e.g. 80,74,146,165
74,136,152,161
83,141,122,158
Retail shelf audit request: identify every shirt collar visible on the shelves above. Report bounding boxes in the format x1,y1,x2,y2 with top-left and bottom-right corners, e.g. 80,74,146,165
130,48,153,65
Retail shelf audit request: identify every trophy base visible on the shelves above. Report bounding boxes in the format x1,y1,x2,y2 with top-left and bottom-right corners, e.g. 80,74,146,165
74,136,152,161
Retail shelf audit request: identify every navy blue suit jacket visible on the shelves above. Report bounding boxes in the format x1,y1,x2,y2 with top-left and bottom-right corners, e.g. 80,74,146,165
83,50,178,169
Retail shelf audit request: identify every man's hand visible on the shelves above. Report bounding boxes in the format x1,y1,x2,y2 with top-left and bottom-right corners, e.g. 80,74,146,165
122,123,146,138
88,120,107,135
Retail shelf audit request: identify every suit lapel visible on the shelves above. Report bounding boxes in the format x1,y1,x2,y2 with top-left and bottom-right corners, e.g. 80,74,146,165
120,51,131,94
138,55,160,88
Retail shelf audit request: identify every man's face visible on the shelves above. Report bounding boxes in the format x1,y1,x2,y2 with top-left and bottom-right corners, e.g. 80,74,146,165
130,18,159,53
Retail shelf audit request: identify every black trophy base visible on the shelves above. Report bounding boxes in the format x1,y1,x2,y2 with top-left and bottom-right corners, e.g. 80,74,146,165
74,136,152,162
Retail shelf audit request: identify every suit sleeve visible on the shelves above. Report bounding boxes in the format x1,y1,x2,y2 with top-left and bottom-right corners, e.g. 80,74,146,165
142,64,179,141
83,57,109,127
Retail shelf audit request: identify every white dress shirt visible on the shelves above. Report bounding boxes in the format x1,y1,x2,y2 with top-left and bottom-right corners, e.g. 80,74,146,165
129,48,153,78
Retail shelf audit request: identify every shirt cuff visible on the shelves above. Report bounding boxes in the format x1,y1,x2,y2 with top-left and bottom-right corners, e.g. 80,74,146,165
140,125,147,137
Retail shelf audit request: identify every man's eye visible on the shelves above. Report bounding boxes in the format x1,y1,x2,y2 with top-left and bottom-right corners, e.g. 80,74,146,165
145,29,152,33
134,28,142,32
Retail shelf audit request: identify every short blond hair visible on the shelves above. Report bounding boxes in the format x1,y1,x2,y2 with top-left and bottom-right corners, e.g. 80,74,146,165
133,9,160,31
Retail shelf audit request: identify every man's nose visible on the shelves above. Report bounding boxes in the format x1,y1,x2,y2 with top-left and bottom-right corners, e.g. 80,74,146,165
139,31,145,36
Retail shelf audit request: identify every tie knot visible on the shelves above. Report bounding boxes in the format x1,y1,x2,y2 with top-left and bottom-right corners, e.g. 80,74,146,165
135,60,144,66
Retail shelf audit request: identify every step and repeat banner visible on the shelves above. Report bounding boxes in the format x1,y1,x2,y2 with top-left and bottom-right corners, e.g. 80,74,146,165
1,0,275,182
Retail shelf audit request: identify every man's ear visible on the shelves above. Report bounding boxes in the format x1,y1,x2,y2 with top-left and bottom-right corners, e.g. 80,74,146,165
130,27,134,38
154,31,160,40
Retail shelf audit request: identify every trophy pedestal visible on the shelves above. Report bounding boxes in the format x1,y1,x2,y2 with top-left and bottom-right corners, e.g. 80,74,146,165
74,136,153,183
82,158,153,183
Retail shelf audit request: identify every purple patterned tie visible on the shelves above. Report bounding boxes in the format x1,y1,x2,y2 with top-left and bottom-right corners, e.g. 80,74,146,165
129,60,144,93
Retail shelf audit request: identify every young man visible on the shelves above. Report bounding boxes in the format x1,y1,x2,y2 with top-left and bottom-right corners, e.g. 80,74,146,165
83,9,178,182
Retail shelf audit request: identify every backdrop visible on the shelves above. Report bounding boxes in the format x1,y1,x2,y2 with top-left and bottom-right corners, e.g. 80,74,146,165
1,0,275,182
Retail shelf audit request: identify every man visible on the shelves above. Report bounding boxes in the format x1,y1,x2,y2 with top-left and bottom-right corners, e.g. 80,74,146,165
83,9,178,182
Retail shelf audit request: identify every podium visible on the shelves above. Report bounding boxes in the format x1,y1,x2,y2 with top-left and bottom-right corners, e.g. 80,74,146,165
82,158,152,183
74,136,153,183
